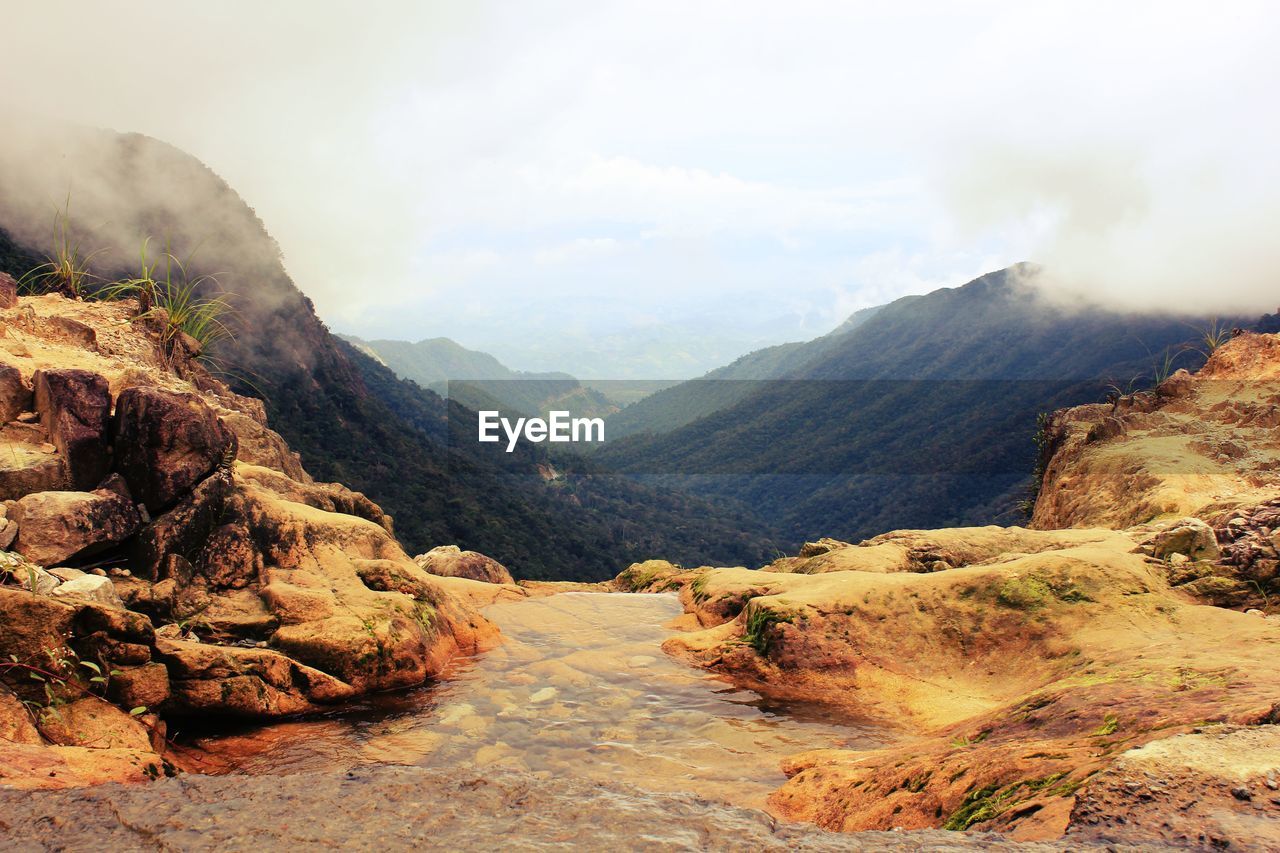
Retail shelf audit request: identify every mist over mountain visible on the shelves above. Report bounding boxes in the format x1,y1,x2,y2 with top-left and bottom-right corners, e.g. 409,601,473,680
0,121,776,579
597,266,1248,545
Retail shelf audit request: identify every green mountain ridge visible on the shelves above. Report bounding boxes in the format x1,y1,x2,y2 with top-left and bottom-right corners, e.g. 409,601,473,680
597,266,1244,545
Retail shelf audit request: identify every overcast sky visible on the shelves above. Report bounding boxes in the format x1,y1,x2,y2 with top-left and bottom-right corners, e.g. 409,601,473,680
4,1,1279,375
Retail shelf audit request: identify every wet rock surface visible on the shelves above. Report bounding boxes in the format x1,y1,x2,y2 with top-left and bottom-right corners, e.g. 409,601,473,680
0,765,1076,852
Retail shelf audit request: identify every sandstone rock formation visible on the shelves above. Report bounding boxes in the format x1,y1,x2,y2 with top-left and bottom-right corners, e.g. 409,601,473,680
621,332,1280,846
32,368,111,490
0,292,498,786
0,273,17,309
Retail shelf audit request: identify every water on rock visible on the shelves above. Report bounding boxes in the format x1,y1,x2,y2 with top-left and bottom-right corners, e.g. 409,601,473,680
186,592,887,810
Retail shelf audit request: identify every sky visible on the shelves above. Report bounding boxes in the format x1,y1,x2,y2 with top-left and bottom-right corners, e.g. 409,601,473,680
3,1,1279,377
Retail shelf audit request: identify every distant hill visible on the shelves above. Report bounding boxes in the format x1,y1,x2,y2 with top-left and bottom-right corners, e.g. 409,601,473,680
342,334,622,420
597,266,1242,546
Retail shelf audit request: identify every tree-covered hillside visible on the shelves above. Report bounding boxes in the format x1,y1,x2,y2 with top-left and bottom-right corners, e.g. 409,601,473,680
598,267,1240,545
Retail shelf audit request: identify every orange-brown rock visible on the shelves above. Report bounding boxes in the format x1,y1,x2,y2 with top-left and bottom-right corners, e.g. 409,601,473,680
0,687,40,745
154,638,356,718
0,293,498,789
0,272,16,309
1032,334,1280,531
35,697,153,751
415,544,515,585
10,488,141,567
635,333,1280,844
646,530,1280,842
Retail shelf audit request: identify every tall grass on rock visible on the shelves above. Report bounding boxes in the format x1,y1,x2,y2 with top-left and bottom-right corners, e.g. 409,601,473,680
99,239,235,362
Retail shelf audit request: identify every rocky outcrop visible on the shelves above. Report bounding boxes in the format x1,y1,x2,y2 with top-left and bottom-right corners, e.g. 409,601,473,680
1032,335,1280,530
0,292,496,788
0,272,16,309
1064,724,1280,848
415,545,515,585
0,360,29,423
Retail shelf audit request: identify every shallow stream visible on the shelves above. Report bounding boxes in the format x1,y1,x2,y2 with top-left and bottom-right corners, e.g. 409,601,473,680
187,592,886,811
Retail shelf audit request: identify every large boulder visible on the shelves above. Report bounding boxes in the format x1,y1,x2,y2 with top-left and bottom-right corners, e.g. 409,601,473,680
10,489,141,567
112,387,235,512
131,470,233,581
0,361,31,423
32,369,111,491
414,545,515,585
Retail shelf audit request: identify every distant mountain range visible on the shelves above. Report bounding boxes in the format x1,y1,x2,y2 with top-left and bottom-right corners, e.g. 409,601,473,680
597,265,1247,545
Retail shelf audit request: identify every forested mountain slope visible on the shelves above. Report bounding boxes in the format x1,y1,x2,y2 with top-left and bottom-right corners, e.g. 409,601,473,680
598,267,1236,544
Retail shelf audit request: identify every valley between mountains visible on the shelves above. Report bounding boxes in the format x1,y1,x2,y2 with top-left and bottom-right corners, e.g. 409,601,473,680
2,270,1279,848
0,125,1278,850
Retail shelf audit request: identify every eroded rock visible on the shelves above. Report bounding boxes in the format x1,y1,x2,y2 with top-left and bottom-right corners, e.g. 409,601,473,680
0,361,30,424
51,574,124,609
10,489,140,567
0,272,17,309
155,638,356,718
35,697,152,751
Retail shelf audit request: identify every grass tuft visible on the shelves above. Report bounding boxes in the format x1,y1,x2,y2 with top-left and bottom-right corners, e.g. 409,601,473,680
743,604,792,655
99,238,235,360
17,198,104,299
